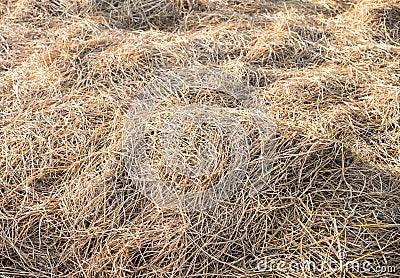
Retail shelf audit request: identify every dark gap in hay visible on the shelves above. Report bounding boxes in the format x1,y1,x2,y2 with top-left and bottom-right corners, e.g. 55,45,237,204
0,182,59,212
27,176,67,195
0,63,12,72
6,0,191,31
23,0,88,19
314,82,360,104
312,0,356,17
0,258,18,273
109,167,163,226
69,44,120,86
242,69,279,88
41,0,77,17
0,209,65,276
372,6,400,45
359,48,400,65
246,73,273,88
270,136,354,193
92,0,183,31
122,220,185,274
179,0,211,13
266,42,326,69
7,1,60,28
73,43,115,66
0,40,13,72
251,26,330,69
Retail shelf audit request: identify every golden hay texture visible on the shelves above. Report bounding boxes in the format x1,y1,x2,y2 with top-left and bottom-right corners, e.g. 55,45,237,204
0,0,400,277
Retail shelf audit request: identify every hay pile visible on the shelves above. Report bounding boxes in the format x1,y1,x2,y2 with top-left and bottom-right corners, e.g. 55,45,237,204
0,0,399,277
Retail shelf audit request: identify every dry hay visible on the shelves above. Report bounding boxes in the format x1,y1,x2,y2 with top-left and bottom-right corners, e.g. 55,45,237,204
123,67,275,211
0,0,400,277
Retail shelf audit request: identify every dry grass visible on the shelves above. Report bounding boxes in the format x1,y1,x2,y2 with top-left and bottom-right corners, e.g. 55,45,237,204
1,0,400,277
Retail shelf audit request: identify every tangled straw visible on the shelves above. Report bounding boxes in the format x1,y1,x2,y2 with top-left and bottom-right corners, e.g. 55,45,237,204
123,67,276,211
